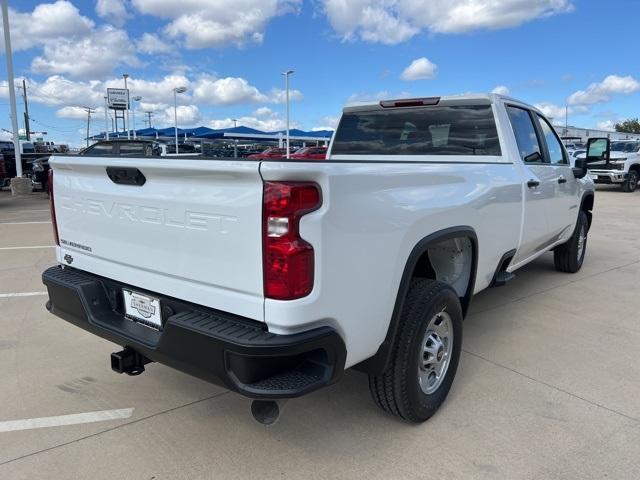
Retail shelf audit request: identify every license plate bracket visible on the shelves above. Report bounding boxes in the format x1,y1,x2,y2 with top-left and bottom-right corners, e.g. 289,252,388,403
123,289,162,330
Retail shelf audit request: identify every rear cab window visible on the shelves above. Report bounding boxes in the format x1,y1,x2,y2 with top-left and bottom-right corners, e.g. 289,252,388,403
330,101,502,159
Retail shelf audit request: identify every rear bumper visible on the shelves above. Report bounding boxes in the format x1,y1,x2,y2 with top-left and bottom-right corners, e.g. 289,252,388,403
42,266,346,399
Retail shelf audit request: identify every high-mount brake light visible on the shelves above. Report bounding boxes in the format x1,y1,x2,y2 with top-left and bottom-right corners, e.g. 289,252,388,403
48,169,60,246
263,181,321,300
379,97,441,108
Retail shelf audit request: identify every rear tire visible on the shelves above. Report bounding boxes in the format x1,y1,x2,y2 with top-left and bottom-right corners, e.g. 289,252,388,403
554,210,588,273
622,170,639,192
368,279,463,423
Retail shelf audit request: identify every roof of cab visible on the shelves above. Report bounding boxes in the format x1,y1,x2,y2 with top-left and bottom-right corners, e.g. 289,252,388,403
342,93,539,114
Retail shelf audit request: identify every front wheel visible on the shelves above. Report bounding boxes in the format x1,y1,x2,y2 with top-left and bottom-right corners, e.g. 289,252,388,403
368,279,463,423
622,170,639,192
554,210,588,273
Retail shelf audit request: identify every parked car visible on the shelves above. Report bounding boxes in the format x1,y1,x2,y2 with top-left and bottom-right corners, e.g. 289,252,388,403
290,146,327,160
577,140,640,191
0,140,36,154
43,93,595,424
246,147,287,159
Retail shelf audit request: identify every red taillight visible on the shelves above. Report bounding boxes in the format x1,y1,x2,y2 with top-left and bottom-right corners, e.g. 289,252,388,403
48,169,59,246
263,182,321,300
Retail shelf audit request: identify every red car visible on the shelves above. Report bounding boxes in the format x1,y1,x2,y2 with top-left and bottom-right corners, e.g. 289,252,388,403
246,147,287,159
290,146,327,160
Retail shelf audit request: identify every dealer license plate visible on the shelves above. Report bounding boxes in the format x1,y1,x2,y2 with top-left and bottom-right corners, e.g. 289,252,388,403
123,289,162,329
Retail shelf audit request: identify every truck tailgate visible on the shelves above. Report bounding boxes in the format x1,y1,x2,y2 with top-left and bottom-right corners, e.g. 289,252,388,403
50,155,264,321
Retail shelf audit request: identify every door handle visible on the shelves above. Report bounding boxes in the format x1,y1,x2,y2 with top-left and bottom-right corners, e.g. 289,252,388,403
527,179,540,188
558,176,567,184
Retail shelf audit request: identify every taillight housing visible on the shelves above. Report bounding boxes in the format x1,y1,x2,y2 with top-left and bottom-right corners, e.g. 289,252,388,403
263,181,321,300
48,169,59,246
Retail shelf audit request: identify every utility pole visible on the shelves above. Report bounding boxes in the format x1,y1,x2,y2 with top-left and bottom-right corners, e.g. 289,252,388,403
281,70,294,159
104,96,109,141
123,73,130,139
83,106,96,148
1,0,22,179
232,118,238,158
21,79,30,141
145,111,153,128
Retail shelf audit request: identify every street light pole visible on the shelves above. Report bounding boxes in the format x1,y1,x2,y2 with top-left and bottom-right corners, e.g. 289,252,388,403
172,86,187,154
123,73,129,139
104,96,109,141
1,0,22,177
132,96,141,139
282,70,294,159
232,118,238,158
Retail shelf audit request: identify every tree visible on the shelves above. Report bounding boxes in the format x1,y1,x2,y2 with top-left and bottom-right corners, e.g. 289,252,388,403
614,118,640,134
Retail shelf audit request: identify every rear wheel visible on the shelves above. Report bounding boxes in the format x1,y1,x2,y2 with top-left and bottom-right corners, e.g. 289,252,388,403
368,279,463,423
554,210,588,273
622,170,639,192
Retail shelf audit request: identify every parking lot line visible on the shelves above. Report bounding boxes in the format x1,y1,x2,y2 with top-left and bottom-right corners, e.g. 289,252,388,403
0,292,48,298
0,409,134,433
0,221,52,225
0,246,54,250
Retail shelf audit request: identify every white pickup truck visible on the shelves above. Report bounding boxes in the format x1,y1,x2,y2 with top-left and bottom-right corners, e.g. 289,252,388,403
43,94,596,424
579,139,640,192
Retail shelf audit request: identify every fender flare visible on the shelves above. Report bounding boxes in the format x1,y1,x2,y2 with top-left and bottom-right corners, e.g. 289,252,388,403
580,191,595,229
355,226,478,375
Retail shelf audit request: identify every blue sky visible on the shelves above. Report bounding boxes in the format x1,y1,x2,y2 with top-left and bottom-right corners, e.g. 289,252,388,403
1,0,640,147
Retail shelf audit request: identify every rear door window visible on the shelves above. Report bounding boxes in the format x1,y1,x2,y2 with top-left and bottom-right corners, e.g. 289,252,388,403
331,105,501,156
118,142,147,156
506,106,545,164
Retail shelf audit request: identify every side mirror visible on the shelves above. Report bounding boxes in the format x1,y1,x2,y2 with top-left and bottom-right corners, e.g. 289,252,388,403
572,157,587,179
586,137,610,164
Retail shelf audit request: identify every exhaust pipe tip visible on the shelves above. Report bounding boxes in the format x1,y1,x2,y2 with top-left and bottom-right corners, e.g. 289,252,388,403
251,400,286,426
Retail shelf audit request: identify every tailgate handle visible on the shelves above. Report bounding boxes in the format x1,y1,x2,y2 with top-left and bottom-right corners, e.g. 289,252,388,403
106,167,146,186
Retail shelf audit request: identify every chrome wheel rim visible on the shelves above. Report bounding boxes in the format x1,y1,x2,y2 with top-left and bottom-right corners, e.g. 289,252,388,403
577,223,587,261
419,311,453,395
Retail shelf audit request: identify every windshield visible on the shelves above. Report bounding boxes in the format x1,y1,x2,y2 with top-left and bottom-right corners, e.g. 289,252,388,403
611,141,640,152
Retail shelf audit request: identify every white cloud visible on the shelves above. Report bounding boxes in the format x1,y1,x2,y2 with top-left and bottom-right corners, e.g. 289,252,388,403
401,57,437,81
157,105,202,126
0,0,94,51
322,0,573,45
136,33,173,54
96,0,132,27
194,76,268,105
596,120,615,131
567,75,640,106
312,116,339,131
492,85,510,95
56,106,105,120
31,26,140,79
267,87,304,104
253,107,276,117
533,102,587,120
0,76,103,107
131,0,300,49
193,76,302,106
106,74,192,104
208,111,298,132
534,102,568,119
